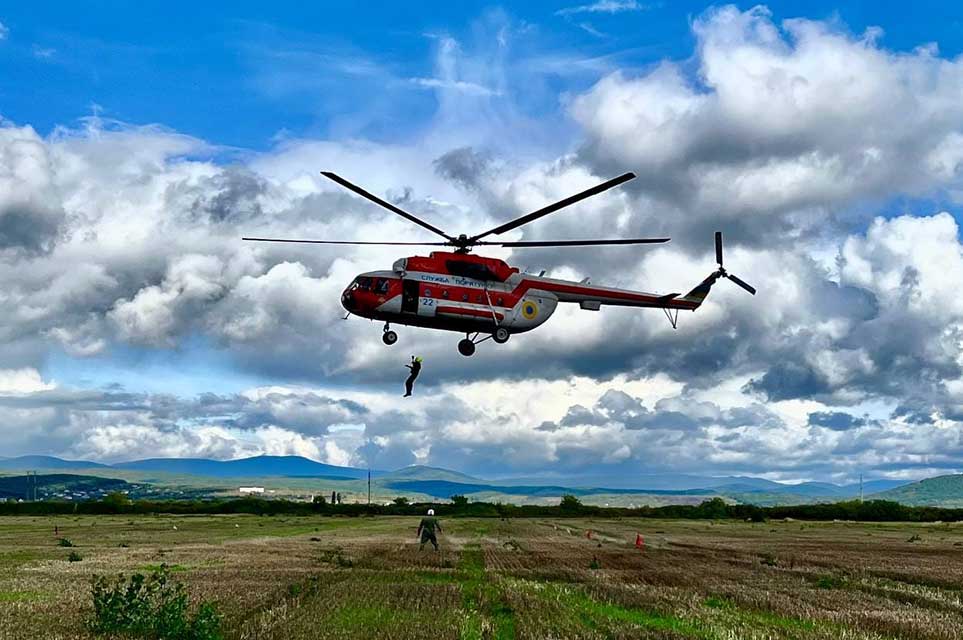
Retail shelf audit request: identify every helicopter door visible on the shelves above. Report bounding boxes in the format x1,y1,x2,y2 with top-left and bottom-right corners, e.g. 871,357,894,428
401,279,419,313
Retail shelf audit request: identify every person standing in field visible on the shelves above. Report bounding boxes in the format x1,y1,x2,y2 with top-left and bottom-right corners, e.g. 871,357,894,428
417,508,442,551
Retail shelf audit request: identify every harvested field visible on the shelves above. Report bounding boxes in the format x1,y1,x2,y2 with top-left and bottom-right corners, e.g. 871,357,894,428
2,515,963,638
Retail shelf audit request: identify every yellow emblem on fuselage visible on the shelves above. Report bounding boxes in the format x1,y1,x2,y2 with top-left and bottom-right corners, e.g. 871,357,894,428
521,300,538,320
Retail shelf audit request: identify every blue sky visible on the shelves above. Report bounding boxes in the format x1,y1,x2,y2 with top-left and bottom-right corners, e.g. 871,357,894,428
4,1,963,481
5,1,963,150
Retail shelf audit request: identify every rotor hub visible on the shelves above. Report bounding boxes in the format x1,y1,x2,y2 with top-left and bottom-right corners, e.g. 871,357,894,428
452,233,473,253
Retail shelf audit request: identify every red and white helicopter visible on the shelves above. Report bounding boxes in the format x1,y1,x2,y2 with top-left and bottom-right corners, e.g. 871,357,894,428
244,171,755,356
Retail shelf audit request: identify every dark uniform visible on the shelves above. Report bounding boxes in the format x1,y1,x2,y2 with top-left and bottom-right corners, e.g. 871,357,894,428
404,357,422,397
417,515,441,550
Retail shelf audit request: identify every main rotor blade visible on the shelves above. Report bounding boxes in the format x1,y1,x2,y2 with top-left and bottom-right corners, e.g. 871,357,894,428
715,231,723,266
481,237,669,248
242,237,450,246
470,172,637,241
320,171,452,241
727,273,757,295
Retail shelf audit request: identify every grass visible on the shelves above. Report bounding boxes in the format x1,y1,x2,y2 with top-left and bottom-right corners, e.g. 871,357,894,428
0,591,45,603
559,584,712,638
456,544,516,640
2,515,962,639
141,563,189,573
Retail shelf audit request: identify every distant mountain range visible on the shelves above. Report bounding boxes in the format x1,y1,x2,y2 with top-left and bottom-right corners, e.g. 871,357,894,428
0,455,110,471
112,456,384,480
0,455,380,480
0,454,919,505
386,479,716,499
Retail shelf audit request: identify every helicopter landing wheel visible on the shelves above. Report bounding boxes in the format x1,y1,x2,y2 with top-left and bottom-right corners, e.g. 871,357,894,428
457,338,476,357
492,327,510,344
382,330,398,345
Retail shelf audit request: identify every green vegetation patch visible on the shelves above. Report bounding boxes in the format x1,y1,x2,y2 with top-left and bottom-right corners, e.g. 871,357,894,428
88,566,222,640
814,574,847,590
411,570,458,584
0,549,47,569
553,585,710,638
0,590,46,602
457,544,515,640
702,595,827,635
325,603,452,632
141,563,189,573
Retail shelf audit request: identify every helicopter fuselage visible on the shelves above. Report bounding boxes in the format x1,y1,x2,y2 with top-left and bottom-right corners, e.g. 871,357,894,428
340,251,703,343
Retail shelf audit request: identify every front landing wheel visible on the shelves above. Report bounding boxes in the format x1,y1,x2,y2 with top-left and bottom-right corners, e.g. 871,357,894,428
492,327,510,344
457,339,476,357
382,330,398,345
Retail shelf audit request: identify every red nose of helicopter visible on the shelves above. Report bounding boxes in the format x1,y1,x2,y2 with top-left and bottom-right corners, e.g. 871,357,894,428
340,287,355,312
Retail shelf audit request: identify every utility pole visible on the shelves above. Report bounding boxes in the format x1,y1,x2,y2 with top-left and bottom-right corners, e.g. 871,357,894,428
26,471,36,501
367,468,371,506
859,473,864,503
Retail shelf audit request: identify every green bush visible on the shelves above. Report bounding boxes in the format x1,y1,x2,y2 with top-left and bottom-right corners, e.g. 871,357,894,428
68,551,83,562
560,495,583,511
88,565,222,640
57,538,74,547
815,575,844,589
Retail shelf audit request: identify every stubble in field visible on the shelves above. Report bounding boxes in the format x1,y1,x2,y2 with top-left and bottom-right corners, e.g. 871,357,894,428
2,515,963,639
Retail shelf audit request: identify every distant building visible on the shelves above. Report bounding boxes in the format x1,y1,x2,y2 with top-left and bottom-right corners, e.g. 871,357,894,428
238,487,265,495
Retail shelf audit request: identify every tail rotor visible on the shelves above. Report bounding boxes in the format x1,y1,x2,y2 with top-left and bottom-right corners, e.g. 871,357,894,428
713,231,756,295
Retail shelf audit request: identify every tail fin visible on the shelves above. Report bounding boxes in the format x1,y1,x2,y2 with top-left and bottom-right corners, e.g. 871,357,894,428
680,273,721,308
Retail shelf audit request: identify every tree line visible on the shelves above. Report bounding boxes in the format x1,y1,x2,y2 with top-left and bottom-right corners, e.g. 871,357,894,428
1,493,961,522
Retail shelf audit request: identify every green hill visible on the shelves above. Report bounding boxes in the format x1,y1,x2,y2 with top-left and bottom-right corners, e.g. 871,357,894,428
872,474,963,506
379,465,481,483
0,474,128,500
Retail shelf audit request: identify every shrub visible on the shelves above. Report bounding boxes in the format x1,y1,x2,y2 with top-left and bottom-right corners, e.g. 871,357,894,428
816,575,844,589
560,495,583,511
88,565,222,640
68,551,83,562
57,538,74,547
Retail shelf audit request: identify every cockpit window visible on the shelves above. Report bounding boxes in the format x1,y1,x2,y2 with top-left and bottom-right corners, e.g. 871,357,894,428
355,276,373,291
374,279,390,294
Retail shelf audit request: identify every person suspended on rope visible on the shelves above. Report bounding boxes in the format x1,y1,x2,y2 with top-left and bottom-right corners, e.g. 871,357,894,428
403,356,423,397
417,508,442,551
